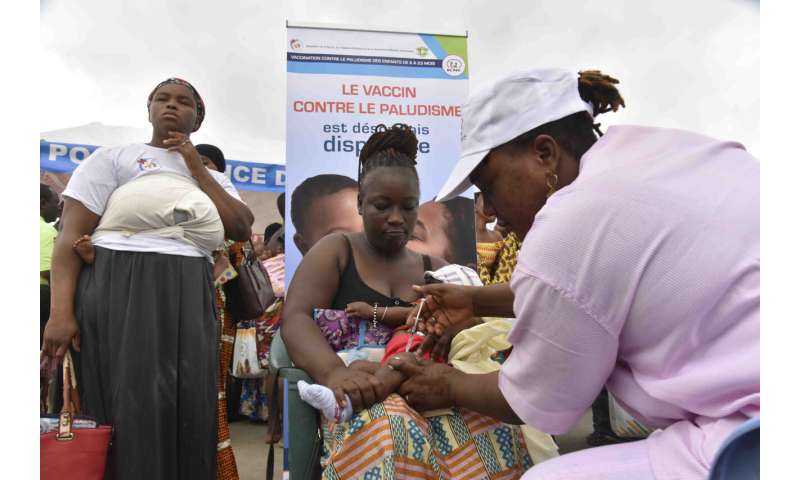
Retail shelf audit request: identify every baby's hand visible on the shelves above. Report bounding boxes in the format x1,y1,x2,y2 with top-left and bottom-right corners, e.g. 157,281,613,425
345,302,374,319
73,235,95,264
386,351,418,364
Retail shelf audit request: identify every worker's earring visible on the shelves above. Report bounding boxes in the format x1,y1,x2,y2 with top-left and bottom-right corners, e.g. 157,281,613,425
545,171,559,197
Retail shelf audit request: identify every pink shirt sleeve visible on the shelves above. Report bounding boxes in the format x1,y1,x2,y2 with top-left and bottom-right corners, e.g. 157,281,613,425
498,266,619,435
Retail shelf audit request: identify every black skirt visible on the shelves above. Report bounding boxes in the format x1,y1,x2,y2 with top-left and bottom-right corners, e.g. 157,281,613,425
73,247,218,480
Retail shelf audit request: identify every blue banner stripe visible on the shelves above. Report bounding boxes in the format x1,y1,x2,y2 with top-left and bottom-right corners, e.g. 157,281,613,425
287,61,467,80
39,141,285,192
418,34,448,60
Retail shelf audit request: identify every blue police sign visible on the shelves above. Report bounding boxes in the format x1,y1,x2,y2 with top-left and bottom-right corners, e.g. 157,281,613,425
40,140,285,192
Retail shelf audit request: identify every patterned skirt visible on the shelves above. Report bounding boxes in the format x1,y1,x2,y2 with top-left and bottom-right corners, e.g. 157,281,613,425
216,286,239,480
322,394,532,479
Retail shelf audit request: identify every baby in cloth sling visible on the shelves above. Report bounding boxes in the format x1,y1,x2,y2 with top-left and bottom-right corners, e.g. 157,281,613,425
72,172,226,265
299,264,482,422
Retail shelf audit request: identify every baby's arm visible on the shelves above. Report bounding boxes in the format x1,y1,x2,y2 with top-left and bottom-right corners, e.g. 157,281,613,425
379,306,414,328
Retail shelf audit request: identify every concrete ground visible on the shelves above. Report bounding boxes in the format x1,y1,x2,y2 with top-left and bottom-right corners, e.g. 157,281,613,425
229,410,593,479
230,420,283,480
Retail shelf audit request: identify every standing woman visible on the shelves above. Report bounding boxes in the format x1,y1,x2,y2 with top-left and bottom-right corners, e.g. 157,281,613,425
42,78,254,479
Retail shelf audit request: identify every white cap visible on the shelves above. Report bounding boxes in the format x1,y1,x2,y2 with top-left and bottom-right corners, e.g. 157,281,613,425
436,69,594,202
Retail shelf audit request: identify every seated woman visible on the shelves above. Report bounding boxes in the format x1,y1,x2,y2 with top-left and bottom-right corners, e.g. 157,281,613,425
299,262,484,423
282,124,532,479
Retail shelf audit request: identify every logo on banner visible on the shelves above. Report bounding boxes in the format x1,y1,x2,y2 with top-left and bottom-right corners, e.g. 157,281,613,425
415,46,429,57
442,55,465,76
137,157,160,172
290,39,303,50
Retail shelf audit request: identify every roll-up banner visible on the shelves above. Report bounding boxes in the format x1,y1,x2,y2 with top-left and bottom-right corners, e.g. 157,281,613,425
285,22,474,284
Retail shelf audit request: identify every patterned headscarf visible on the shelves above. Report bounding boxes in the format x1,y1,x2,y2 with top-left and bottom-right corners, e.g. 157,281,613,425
147,78,205,131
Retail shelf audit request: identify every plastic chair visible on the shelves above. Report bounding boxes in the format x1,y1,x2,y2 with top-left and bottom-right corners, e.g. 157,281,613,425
708,417,759,480
268,329,321,479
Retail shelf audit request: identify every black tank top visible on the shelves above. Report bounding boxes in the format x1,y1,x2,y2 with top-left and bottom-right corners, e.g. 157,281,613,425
331,236,432,310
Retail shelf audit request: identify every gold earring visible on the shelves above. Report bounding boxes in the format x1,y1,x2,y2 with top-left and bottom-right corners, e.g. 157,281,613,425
545,172,559,197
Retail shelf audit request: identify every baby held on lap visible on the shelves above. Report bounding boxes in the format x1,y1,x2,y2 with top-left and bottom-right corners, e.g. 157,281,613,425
299,264,482,423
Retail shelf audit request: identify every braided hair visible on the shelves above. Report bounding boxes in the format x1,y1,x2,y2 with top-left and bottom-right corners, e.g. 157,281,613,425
505,69,625,161
357,124,419,192
578,70,626,116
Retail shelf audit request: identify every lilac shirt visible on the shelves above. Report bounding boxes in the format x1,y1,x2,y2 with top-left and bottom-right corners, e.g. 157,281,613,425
498,126,759,450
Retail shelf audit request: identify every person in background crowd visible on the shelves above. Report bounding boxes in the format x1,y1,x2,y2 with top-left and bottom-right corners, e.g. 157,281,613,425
494,218,511,238
475,192,503,245
266,225,284,257
236,194,287,431
196,142,242,480
398,69,759,480
290,174,362,255
276,192,285,222
252,240,267,262
238,238,285,438
40,184,60,344
475,191,521,285
407,197,477,270
478,233,521,287
238,189,288,437
283,124,531,479
54,198,64,232
196,143,227,173
42,77,254,480
263,222,282,258
264,222,282,243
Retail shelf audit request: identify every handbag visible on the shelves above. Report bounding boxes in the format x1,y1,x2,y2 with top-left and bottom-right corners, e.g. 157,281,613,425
225,241,275,320
232,324,268,379
40,352,113,480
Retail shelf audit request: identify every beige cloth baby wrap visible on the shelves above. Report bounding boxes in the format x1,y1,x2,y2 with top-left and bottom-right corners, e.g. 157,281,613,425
448,318,561,464
92,172,224,258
